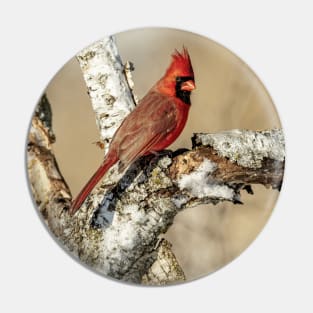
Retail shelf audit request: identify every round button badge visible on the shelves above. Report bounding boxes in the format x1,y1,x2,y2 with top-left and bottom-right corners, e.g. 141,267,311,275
26,27,285,285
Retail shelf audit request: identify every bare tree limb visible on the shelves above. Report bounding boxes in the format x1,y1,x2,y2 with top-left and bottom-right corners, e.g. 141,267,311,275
27,37,285,285
27,95,285,284
27,95,72,232
76,37,136,154
86,128,284,283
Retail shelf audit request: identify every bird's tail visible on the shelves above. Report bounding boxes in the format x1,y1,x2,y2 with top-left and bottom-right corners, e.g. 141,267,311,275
69,154,117,215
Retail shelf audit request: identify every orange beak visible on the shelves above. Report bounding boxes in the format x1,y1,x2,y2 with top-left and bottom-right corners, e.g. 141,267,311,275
181,80,196,91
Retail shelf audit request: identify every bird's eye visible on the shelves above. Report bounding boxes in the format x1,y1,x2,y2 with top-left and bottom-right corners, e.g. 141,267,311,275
176,77,182,82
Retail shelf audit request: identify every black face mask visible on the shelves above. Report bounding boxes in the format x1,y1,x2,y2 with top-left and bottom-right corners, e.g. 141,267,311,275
175,76,194,105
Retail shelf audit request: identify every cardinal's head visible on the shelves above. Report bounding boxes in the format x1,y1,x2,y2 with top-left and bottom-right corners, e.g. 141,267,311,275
156,47,196,105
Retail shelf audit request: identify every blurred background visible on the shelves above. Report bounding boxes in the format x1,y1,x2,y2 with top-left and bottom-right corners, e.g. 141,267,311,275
44,28,282,281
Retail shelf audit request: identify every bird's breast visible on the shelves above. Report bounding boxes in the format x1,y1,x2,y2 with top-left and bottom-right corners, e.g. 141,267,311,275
152,101,190,151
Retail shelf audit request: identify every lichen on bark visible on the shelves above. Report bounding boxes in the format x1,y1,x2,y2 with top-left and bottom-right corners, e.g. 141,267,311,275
27,37,285,285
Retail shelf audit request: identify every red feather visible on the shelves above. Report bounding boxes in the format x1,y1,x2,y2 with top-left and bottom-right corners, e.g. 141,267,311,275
69,48,195,215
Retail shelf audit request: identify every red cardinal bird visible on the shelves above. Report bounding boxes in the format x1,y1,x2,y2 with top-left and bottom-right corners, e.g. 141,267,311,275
69,48,195,214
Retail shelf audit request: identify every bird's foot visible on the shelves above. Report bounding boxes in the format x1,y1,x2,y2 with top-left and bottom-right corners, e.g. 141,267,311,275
150,149,173,158
146,150,173,172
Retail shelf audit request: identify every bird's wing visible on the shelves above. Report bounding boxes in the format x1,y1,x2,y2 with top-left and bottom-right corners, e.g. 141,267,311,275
115,92,177,167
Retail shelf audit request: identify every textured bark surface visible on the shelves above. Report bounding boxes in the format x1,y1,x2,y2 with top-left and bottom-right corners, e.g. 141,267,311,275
88,129,284,284
26,37,285,285
28,102,284,284
76,37,136,154
142,239,186,285
27,95,71,222
27,95,112,269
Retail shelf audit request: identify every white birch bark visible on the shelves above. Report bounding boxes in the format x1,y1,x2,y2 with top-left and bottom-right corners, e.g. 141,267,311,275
27,37,285,285
76,37,136,154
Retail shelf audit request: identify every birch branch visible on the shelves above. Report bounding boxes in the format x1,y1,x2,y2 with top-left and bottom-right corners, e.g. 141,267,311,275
76,37,136,154
28,38,185,284
27,95,285,284
86,129,284,284
27,95,72,234
27,38,285,285
74,37,186,283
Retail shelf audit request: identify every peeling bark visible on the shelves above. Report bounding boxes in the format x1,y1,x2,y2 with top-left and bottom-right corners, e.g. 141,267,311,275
26,37,285,285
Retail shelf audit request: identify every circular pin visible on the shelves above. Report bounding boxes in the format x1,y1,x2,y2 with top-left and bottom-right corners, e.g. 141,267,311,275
26,27,285,285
